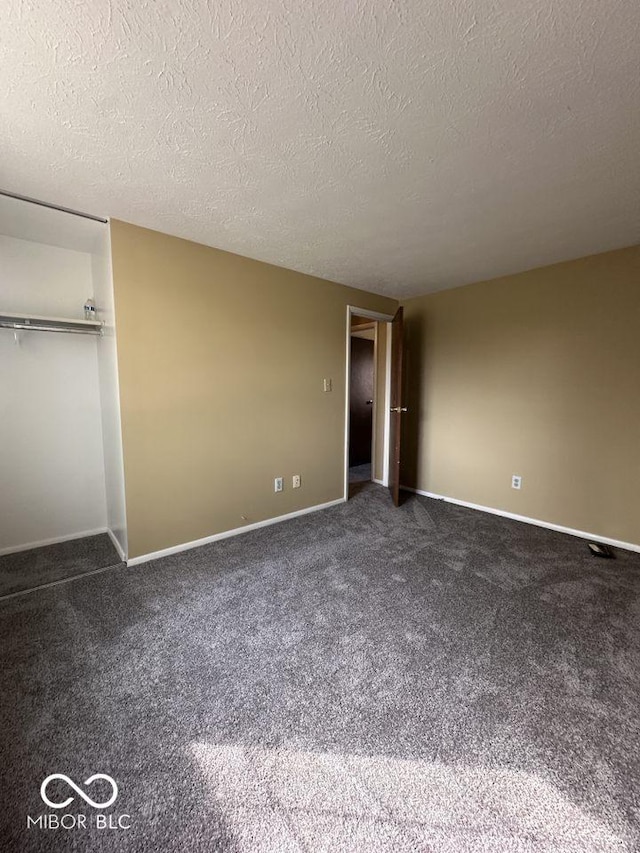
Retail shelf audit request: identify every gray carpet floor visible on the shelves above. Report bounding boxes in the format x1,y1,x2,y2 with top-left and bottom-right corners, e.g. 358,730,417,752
1,483,640,851
0,533,123,598
349,463,372,483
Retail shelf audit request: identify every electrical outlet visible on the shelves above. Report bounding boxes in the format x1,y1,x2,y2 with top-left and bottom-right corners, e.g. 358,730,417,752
292,474,301,489
274,477,283,493
323,378,332,392
512,474,522,490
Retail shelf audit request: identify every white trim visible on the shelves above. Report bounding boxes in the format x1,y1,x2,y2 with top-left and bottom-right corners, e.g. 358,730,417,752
97,221,129,559
348,307,396,323
107,528,127,562
344,305,394,499
127,498,346,567
372,478,385,486
0,527,109,557
403,487,640,553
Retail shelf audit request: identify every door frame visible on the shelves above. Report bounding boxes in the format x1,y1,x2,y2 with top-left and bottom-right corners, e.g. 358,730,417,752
344,305,396,501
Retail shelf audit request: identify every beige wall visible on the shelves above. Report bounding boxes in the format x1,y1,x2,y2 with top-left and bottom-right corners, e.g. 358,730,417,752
402,245,640,547
110,220,396,558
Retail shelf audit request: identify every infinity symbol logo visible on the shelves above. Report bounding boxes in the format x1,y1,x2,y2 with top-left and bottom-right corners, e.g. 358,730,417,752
40,774,119,810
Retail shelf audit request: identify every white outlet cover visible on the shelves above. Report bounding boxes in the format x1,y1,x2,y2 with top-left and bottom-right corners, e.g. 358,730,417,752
512,475,522,490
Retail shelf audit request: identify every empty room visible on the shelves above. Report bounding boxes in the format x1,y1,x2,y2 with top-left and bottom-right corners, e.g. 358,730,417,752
1,1,639,851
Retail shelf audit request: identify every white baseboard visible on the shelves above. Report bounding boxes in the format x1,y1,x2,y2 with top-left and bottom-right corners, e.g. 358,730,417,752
127,498,346,567
106,528,127,563
402,487,640,553
372,478,385,486
0,527,109,558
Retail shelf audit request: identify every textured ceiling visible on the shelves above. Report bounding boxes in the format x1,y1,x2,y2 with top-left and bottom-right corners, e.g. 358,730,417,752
2,0,639,298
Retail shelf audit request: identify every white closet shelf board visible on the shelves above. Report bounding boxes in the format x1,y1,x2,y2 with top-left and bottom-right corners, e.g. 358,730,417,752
0,311,101,327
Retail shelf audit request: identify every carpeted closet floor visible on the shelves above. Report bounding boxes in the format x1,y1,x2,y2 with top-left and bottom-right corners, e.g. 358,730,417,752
2,483,639,852
0,533,123,598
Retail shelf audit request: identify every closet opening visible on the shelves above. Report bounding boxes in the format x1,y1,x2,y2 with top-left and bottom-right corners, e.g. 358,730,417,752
0,193,127,598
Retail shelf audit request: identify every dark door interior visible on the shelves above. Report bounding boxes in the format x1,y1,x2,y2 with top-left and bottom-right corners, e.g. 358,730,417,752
349,336,374,467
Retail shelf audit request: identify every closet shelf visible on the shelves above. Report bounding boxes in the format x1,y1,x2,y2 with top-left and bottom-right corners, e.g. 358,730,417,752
0,311,103,336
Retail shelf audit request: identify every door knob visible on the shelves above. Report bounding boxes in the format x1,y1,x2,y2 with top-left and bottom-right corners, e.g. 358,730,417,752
366,400,373,405
390,406,408,413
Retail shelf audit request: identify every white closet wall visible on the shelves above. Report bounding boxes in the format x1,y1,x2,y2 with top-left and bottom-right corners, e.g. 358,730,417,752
0,235,108,552
93,227,128,559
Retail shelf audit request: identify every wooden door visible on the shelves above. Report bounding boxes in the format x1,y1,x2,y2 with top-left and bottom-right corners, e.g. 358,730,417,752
388,307,405,506
349,336,374,467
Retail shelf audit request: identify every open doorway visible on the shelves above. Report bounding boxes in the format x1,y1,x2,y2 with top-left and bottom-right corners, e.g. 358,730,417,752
344,306,395,499
349,316,376,487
